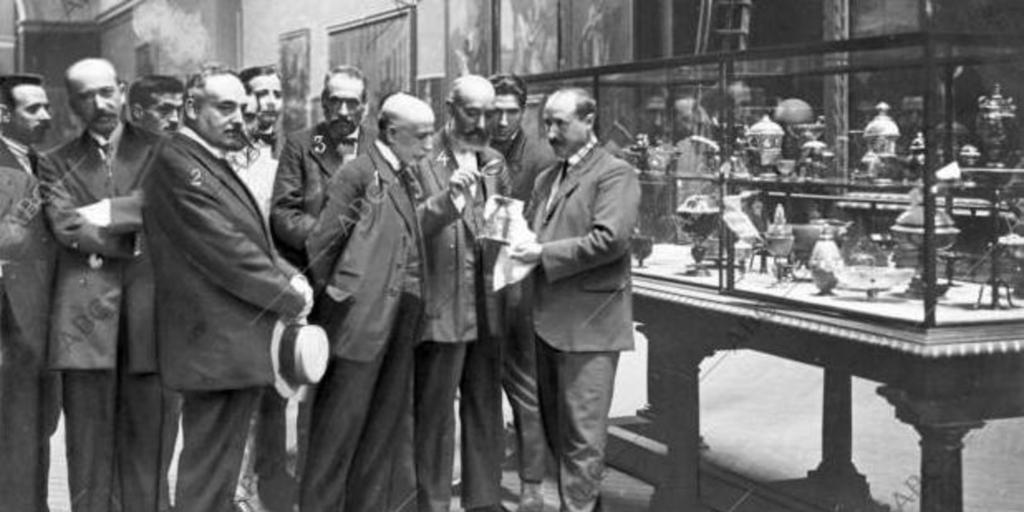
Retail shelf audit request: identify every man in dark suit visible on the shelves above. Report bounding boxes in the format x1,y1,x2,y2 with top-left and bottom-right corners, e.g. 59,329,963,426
0,73,60,512
456,73,559,512
128,74,185,133
414,74,509,512
510,87,640,512
271,65,376,270
301,92,476,512
38,58,165,512
143,66,312,512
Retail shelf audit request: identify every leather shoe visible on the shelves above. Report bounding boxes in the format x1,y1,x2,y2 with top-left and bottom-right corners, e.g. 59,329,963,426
518,481,545,512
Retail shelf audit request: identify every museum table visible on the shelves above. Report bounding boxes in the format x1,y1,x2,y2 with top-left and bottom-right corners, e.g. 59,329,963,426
610,244,1024,512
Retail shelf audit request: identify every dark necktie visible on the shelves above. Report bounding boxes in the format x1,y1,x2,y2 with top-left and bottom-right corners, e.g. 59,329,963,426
27,148,39,174
546,160,569,214
396,164,423,203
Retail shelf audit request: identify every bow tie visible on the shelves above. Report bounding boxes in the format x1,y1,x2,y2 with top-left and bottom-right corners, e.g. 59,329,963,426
254,132,277,148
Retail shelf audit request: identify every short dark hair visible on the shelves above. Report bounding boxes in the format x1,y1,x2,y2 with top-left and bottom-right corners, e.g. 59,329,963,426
128,75,184,108
0,74,44,108
186,64,239,104
238,64,279,93
323,65,367,103
489,73,527,108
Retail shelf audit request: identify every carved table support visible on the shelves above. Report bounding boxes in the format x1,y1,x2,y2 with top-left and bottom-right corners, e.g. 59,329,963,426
879,386,986,512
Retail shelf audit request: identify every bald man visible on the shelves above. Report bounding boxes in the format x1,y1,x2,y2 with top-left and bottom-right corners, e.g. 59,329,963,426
38,57,165,512
414,74,511,512
143,66,312,512
511,88,640,512
302,93,477,512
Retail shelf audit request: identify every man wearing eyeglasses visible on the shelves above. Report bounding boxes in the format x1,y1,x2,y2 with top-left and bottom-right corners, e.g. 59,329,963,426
271,65,377,272
38,57,165,512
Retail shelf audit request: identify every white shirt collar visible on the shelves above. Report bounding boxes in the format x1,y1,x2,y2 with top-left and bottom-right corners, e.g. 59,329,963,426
180,126,229,160
374,139,401,171
90,122,123,150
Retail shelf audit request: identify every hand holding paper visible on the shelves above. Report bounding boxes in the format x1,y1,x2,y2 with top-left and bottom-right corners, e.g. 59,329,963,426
76,198,112,227
485,195,539,291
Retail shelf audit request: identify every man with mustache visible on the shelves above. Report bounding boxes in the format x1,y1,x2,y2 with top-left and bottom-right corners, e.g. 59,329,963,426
414,74,510,512
271,65,376,271
38,57,165,512
143,66,313,512
510,87,640,512
128,74,185,133
240,65,283,155
302,92,474,512
0,73,59,512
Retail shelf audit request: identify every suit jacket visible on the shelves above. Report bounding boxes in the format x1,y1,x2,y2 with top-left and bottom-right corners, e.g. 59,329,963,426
39,123,160,373
529,145,640,353
271,122,377,269
306,141,459,362
419,131,509,343
0,140,56,365
494,128,558,204
143,133,305,391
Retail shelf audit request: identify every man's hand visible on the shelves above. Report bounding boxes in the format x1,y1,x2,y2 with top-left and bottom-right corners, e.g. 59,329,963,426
449,166,481,199
509,240,542,264
289,274,314,322
77,198,112,227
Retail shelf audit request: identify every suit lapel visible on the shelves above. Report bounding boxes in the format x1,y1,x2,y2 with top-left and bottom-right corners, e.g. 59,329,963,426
530,165,559,232
177,134,272,245
543,147,600,225
308,125,345,179
112,124,154,194
370,144,417,237
62,134,106,204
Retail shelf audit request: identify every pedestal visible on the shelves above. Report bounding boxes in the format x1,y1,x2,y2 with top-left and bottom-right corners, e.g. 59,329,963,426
879,386,986,512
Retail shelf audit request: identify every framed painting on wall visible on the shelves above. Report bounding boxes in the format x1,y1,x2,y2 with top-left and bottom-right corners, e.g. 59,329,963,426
328,8,413,121
279,28,311,134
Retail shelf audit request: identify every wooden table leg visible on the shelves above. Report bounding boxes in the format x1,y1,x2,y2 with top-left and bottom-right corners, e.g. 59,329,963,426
879,386,985,512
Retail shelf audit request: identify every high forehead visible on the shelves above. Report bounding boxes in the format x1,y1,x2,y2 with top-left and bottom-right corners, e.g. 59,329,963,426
247,74,281,92
494,95,520,110
325,74,364,99
67,60,118,91
10,84,48,106
544,91,578,118
452,76,495,107
152,92,184,105
384,94,435,126
202,74,247,103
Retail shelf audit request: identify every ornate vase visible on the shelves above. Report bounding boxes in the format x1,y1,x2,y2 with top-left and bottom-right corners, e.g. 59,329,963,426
809,227,843,295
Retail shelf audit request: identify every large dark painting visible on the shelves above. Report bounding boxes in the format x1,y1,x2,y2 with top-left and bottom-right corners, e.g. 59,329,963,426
328,10,413,119
280,28,311,134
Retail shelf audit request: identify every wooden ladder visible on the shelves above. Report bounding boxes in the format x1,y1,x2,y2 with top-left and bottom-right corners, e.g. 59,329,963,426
698,0,753,53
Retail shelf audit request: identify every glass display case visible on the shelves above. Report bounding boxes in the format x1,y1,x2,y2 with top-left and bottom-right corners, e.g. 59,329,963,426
524,31,1024,327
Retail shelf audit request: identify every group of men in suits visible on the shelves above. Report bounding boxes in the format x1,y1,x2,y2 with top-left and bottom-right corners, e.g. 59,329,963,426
0,52,639,512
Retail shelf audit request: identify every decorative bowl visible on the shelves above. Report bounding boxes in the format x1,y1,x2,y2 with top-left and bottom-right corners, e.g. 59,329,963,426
835,266,916,300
